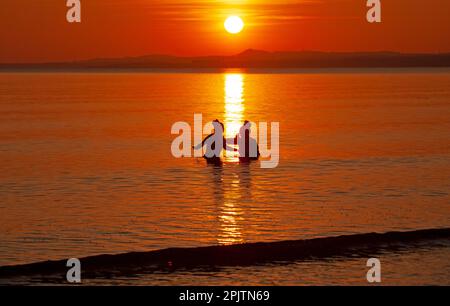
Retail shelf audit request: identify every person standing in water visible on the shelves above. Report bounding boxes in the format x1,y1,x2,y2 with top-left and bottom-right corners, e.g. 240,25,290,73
235,120,260,162
193,119,236,164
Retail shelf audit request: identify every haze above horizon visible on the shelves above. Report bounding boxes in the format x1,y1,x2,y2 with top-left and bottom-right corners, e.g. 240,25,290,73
1,0,450,63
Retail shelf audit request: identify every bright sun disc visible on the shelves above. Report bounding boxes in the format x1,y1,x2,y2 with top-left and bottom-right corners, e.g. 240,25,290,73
224,16,244,34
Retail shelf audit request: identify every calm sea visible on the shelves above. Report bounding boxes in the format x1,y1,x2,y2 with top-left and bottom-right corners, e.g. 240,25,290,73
0,70,449,285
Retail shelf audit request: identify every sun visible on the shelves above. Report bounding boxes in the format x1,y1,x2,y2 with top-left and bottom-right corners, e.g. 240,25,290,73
224,16,244,34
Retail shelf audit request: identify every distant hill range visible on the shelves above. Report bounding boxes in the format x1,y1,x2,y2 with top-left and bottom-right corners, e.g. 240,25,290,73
2,49,450,70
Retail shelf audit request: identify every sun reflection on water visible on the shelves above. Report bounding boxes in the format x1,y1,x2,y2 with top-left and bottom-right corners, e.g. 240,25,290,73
215,75,247,245
217,175,245,245
224,73,245,162
224,74,245,139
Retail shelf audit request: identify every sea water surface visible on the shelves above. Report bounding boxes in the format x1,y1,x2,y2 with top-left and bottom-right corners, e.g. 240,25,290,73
0,70,449,285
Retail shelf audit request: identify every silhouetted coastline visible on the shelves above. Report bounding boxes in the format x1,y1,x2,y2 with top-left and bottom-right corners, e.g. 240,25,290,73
2,50,450,71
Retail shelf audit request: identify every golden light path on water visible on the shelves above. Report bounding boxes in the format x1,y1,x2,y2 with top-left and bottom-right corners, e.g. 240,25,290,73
217,73,246,245
224,73,245,139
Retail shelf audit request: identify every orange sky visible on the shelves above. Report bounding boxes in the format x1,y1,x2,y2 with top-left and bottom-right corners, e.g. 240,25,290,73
1,0,450,63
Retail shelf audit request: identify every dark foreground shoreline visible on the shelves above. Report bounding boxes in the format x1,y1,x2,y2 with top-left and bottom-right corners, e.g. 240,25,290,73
0,228,449,281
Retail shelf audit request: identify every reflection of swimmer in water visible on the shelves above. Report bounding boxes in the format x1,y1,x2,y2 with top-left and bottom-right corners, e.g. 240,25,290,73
193,119,236,164
235,120,260,162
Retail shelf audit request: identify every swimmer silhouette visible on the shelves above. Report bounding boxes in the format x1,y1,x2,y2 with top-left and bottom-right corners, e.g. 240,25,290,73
193,119,236,165
235,120,260,162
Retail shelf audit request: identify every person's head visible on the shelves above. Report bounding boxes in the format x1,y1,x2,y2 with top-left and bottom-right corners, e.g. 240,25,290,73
212,119,224,134
238,120,251,137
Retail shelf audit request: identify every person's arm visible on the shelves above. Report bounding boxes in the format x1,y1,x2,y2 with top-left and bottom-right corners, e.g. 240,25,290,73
225,137,237,144
223,138,238,152
193,134,212,150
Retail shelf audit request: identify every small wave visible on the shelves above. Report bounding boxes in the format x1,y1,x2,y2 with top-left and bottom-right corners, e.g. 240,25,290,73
0,228,449,279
